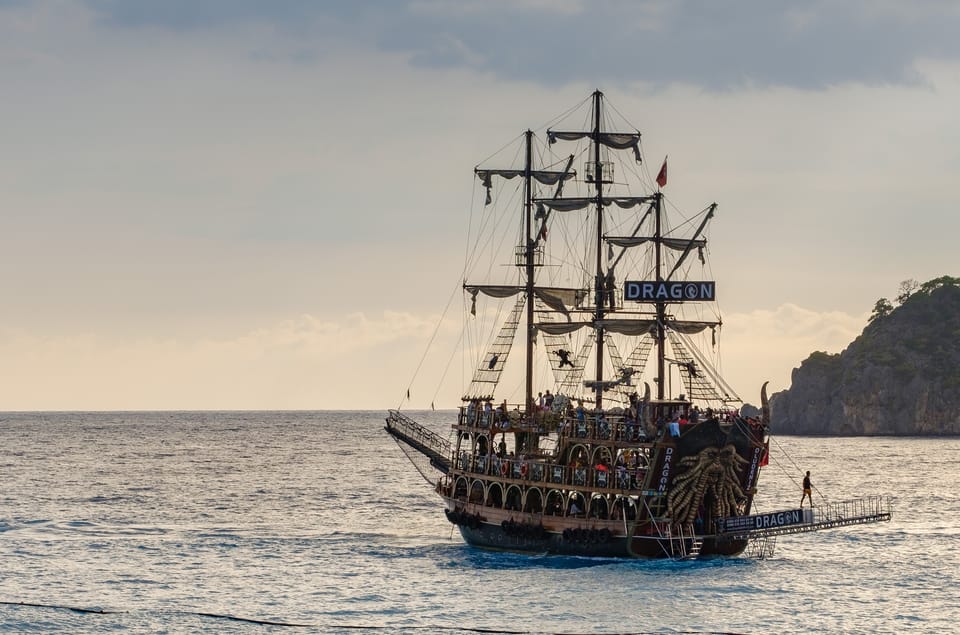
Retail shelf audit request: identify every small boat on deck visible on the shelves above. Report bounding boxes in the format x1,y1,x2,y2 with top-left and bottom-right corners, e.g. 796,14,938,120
386,90,889,559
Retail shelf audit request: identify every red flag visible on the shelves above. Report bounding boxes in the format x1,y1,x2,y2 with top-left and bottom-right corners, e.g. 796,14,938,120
656,157,667,188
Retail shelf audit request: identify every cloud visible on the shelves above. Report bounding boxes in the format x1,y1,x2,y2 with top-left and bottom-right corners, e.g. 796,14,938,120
0,312,443,410
0,303,869,410
720,303,868,396
79,0,960,90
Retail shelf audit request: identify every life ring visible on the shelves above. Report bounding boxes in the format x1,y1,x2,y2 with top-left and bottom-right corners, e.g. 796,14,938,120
499,461,508,476
519,463,528,478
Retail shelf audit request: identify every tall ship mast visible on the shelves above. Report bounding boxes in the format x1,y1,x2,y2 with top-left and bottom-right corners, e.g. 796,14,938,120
386,91,890,559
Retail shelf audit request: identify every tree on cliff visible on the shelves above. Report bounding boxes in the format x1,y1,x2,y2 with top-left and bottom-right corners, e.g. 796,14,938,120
868,297,893,323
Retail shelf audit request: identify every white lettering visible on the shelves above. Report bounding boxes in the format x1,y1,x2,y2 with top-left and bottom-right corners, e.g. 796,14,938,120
657,448,674,493
745,447,760,491
624,280,716,303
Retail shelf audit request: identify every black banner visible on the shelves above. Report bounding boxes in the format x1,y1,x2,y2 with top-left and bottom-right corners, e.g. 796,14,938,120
718,509,807,533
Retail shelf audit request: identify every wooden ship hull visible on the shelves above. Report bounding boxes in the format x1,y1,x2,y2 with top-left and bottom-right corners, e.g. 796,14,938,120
389,404,768,560
443,505,750,559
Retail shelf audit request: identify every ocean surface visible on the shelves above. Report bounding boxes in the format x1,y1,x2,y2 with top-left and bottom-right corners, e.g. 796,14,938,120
0,410,957,634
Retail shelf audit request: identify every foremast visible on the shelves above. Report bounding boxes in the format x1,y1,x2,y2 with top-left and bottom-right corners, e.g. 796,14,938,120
523,130,535,419
465,133,575,408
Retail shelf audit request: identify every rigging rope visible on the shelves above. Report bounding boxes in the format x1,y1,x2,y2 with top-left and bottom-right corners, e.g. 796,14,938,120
768,435,828,503
391,436,439,487
398,277,462,411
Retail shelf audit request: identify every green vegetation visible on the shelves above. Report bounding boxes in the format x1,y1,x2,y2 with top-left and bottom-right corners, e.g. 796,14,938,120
867,297,893,323
869,276,959,323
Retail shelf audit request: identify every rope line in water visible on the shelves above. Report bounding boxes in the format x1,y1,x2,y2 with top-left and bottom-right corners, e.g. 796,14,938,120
0,601,747,633
0,601,311,626
1,600,116,615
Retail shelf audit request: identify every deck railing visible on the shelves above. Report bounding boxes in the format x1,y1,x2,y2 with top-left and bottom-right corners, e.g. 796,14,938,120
457,405,652,443
460,455,647,491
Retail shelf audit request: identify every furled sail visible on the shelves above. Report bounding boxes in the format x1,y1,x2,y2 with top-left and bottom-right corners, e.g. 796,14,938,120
536,322,592,335
597,319,657,336
537,196,654,212
606,237,706,252
536,287,586,318
476,168,575,205
663,319,718,335
536,318,661,336
547,130,642,162
466,285,586,318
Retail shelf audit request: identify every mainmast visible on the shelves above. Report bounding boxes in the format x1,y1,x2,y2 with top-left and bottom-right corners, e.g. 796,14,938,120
592,90,606,409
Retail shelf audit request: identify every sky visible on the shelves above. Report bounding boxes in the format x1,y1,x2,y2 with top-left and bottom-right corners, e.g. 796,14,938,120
1,0,958,410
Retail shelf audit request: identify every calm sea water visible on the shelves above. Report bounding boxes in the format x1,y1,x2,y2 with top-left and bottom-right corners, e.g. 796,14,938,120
0,410,957,634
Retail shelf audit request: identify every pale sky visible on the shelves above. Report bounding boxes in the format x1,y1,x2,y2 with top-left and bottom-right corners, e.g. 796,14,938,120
1,0,958,410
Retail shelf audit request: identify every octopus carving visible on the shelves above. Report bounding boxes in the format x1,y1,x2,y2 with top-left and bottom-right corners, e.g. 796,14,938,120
667,444,748,525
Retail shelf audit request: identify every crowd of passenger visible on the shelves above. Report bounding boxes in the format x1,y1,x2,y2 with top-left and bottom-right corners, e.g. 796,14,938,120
460,390,762,443
454,393,765,496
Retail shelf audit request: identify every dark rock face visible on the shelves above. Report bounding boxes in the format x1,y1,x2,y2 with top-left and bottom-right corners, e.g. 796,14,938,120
771,282,960,435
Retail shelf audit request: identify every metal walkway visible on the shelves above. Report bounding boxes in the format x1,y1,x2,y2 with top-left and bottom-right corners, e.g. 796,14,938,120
385,410,451,473
718,496,892,540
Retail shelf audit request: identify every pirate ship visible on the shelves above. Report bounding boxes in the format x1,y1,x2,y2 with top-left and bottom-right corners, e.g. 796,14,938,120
386,91,889,558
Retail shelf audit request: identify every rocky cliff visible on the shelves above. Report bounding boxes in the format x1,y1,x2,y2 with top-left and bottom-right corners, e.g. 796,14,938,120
770,278,960,435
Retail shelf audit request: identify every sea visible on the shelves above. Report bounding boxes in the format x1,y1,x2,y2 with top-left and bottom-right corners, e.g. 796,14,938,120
0,410,957,634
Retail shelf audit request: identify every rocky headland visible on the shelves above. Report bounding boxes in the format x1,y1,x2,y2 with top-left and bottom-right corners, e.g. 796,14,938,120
770,277,960,435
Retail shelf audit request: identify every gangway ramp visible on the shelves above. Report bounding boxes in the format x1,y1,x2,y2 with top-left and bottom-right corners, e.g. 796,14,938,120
718,496,891,541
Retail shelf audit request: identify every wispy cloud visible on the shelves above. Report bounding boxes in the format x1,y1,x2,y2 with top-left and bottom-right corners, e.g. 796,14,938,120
79,0,960,89
0,311,443,409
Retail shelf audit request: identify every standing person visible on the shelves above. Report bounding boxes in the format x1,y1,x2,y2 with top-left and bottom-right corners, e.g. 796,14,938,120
801,471,813,508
